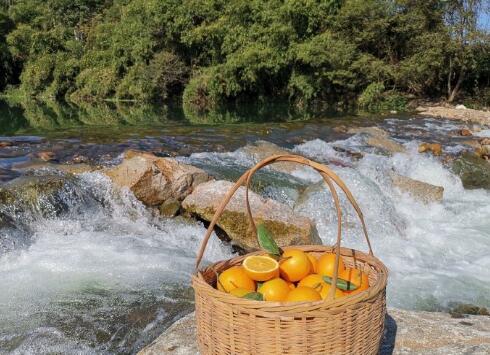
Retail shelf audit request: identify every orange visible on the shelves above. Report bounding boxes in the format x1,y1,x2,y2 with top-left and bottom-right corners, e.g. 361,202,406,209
306,253,318,273
258,278,291,301
286,281,296,290
298,274,344,300
279,249,312,282
317,252,345,278
341,267,369,295
217,266,256,293
229,287,251,298
285,286,322,302
243,255,279,281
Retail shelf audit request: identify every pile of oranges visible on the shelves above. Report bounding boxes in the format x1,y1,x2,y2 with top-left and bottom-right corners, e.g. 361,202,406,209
216,248,370,302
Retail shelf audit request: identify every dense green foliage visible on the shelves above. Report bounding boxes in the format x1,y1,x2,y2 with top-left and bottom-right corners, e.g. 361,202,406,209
0,0,489,112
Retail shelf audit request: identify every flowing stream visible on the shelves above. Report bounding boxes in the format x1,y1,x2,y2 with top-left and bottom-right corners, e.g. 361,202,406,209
0,102,489,354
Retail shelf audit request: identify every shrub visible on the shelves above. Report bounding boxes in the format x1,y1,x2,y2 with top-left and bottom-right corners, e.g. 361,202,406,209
358,82,407,112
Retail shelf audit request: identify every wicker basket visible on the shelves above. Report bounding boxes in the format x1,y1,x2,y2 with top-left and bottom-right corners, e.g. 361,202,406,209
192,155,388,355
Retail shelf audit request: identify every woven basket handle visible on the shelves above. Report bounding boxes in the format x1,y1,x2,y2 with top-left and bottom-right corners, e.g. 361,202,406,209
195,154,373,301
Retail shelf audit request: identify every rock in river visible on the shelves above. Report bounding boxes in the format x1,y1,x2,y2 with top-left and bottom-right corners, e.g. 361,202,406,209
390,173,444,203
0,175,68,219
182,180,320,252
104,150,210,206
418,142,442,156
348,126,405,154
452,152,490,189
240,140,297,174
138,308,490,355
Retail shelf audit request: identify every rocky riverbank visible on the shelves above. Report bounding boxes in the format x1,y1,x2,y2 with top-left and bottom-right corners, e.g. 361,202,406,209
417,104,490,126
138,308,490,355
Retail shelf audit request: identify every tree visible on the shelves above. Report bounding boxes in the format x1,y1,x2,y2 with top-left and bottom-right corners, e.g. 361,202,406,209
444,0,489,102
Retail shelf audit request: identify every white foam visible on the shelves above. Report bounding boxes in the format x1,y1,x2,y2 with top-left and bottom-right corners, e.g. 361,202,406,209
0,172,232,353
292,138,490,309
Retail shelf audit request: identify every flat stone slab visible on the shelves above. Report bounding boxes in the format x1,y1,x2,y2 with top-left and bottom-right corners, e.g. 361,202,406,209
138,308,490,354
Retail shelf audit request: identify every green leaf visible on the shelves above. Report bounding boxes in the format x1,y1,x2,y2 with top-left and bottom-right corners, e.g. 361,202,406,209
243,292,264,301
322,275,359,291
257,223,281,257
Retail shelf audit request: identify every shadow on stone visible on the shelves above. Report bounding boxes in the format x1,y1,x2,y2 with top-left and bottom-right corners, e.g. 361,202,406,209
379,313,397,355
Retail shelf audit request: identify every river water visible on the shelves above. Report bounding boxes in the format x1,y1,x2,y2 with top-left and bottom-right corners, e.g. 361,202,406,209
0,101,489,354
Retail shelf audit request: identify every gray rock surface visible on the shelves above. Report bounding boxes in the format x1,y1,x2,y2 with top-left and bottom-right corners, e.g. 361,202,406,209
348,127,405,154
390,173,444,203
182,180,320,252
138,309,490,355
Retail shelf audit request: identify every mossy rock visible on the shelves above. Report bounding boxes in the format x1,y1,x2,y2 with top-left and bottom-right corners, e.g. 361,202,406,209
0,175,69,217
452,153,490,189
182,180,320,252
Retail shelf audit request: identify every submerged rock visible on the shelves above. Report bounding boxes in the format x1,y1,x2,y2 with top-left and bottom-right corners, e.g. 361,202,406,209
13,162,96,175
240,140,297,174
390,173,444,203
104,150,210,206
182,180,320,252
138,308,490,355
159,198,181,218
366,135,405,154
452,153,490,189
349,126,405,154
449,303,490,318
347,126,389,137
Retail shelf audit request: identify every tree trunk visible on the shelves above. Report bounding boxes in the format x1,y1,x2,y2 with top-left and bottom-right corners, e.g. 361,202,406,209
448,68,464,103
447,57,452,97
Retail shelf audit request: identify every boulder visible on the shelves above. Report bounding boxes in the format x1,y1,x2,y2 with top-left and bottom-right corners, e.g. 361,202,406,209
182,180,320,252
348,126,405,154
240,141,297,174
138,308,490,355
452,153,490,189
459,128,472,136
418,142,442,156
366,136,405,154
390,173,444,203
104,150,210,206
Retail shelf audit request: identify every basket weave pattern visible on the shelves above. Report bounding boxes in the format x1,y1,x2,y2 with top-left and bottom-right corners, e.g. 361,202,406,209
192,155,388,354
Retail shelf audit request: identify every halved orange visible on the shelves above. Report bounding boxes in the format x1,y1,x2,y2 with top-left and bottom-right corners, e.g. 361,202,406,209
243,255,280,281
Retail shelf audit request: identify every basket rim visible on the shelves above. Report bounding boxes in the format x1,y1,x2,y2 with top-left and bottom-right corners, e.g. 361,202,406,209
193,244,388,314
